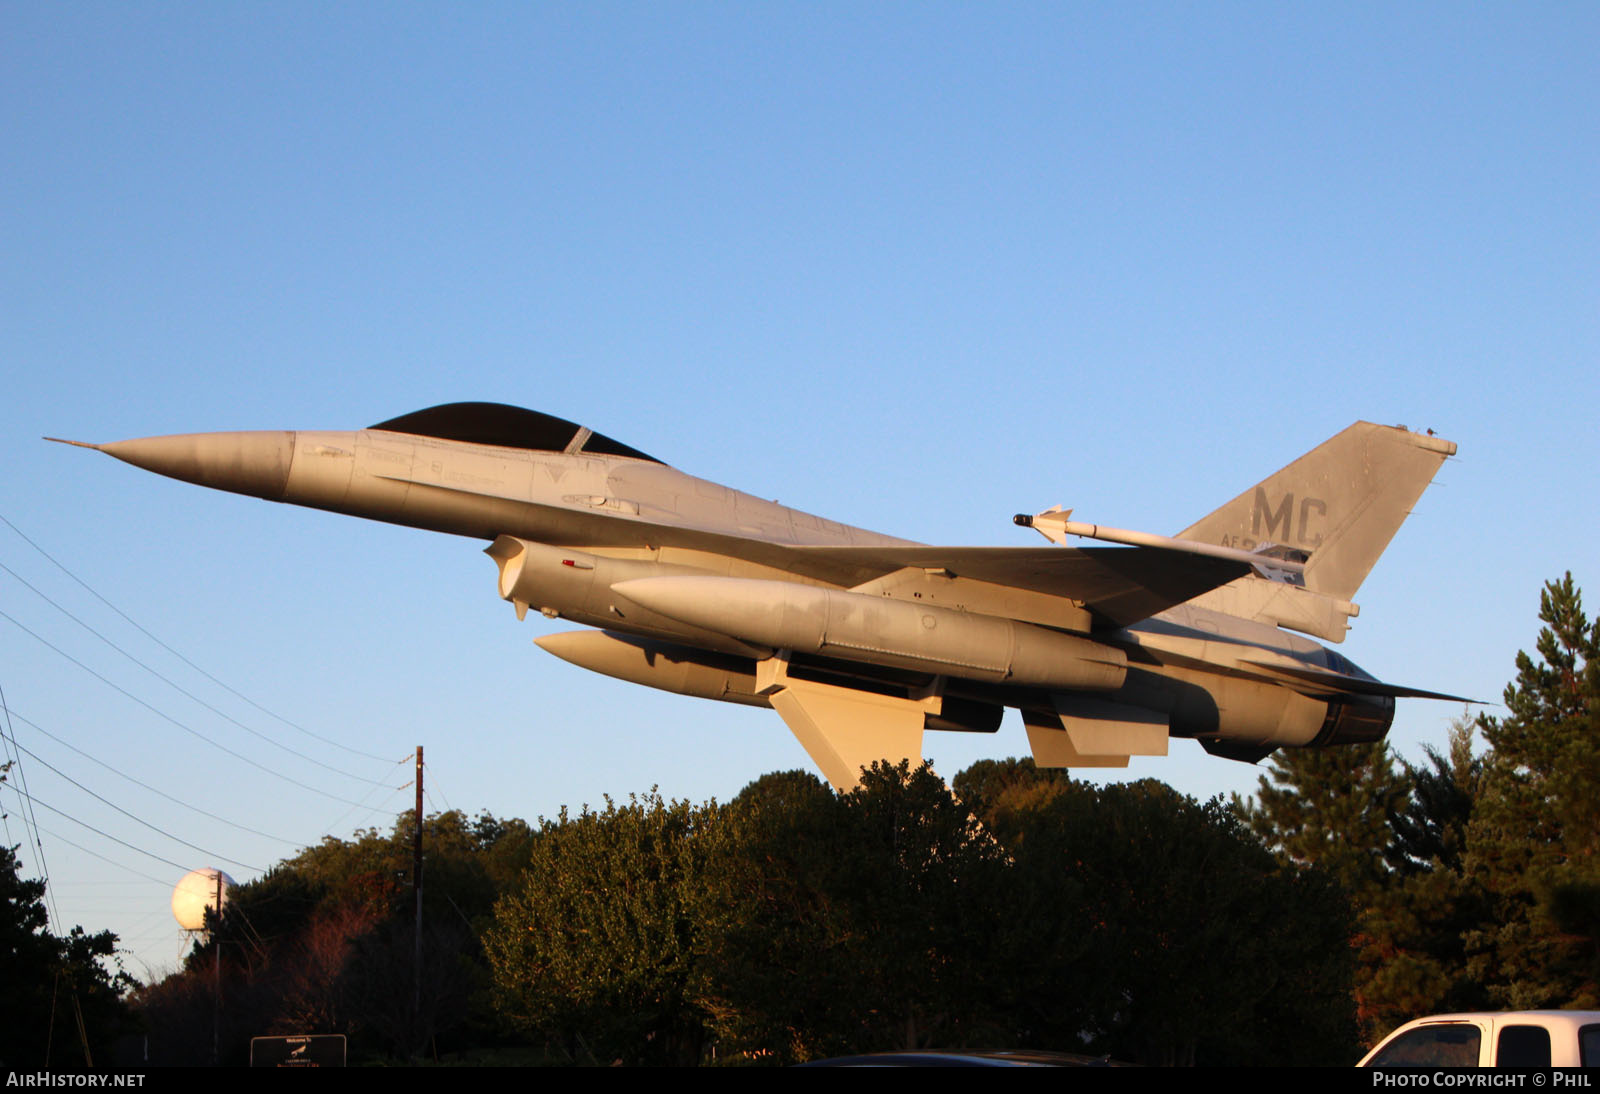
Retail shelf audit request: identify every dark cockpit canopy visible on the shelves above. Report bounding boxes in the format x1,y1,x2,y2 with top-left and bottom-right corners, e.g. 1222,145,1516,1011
369,402,659,463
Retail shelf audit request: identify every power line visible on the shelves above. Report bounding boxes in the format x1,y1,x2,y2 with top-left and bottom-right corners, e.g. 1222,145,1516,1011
1,705,302,846
0,607,391,810
12,821,174,887
314,778,420,838
21,795,197,874
0,680,22,851
10,739,263,872
0,676,62,933
0,510,393,762
0,557,397,786
424,766,455,815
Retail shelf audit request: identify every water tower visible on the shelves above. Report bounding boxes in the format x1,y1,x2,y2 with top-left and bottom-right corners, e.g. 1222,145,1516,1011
171,867,234,952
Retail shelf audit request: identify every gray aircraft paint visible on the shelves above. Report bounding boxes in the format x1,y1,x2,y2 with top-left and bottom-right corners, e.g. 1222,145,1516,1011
55,407,1463,790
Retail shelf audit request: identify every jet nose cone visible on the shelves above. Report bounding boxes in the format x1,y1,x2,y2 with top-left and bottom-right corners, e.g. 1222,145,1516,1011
96,431,297,501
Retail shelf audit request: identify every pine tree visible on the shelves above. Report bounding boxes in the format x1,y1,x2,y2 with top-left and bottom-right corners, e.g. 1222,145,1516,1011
1231,732,1500,1045
1388,716,1482,875
1234,740,1407,903
1467,573,1600,1007
1356,717,1490,1041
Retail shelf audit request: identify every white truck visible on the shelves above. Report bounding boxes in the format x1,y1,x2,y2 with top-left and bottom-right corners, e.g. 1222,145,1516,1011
1360,1011,1600,1067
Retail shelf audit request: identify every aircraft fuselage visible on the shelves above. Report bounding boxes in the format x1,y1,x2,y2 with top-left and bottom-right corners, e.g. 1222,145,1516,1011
62,404,1458,786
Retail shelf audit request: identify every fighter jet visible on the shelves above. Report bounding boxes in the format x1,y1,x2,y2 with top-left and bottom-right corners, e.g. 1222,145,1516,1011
52,404,1463,789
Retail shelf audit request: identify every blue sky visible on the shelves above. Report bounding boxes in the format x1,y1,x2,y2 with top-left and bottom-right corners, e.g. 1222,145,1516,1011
2,4,1595,981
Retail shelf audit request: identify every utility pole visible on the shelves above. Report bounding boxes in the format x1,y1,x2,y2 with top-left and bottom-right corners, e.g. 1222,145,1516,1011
212,869,221,1066
412,745,423,1053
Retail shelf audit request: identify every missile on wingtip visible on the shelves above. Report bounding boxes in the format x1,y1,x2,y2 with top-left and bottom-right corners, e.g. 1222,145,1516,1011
1015,506,1307,579
608,575,1126,692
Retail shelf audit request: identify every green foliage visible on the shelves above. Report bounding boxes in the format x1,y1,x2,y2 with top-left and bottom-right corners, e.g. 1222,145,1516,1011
950,756,1074,834
1388,717,1483,875
987,775,1359,1065
692,770,857,1062
475,759,1361,1066
0,843,133,1068
1234,741,1406,902
1468,573,1600,1008
482,792,712,1066
260,809,535,930
135,808,529,1064
1228,732,1494,1047
1354,718,1490,1040
696,763,1012,1062
834,761,1013,1051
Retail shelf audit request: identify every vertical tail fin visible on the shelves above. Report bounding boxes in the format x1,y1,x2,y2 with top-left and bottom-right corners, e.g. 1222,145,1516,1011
1178,422,1455,602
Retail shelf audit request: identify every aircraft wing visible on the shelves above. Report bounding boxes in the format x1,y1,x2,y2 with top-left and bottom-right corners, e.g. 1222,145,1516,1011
386,483,1246,628
787,545,1251,629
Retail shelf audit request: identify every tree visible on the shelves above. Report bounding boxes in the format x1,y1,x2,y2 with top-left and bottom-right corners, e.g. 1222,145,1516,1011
1388,716,1482,876
1232,716,1497,1045
482,792,713,1065
1234,741,1407,903
1355,717,1490,1041
950,756,1074,833
134,808,529,1064
0,842,132,1068
834,761,1013,1052
692,770,863,1063
694,762,1014,1062
1002,778,1358,1065
1468,573,1600,1008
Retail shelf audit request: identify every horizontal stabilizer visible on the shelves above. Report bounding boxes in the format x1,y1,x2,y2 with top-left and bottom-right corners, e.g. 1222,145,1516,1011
1241,659,1475,703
